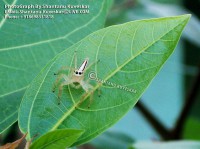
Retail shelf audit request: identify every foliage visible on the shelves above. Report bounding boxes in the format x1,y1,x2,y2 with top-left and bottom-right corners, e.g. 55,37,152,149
18,15,189,146
30,129,84,149
0,0,196,148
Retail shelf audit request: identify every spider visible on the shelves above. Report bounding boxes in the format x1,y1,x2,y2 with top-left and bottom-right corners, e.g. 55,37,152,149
52,52,100,108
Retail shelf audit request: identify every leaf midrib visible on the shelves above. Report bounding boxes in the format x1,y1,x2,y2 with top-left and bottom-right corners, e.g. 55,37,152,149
49,17,187,132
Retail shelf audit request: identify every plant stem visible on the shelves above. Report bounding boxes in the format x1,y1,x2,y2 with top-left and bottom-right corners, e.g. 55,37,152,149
136,66,200,140
136,101,171,140
171,66,200,139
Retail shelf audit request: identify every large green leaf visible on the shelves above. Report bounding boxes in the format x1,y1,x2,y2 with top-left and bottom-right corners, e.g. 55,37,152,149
131,141,200,149
19,15,190,145
0,0,113,133
30,129,84,149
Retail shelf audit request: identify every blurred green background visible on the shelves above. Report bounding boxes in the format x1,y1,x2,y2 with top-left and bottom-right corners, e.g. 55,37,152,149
1,0,200,148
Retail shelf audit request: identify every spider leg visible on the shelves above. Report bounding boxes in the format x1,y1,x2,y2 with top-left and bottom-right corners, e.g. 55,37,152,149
74,51,77,69
54,66,74,75
83,79,102,97
54,52,77,75
78,80,94,108
52,74,69,92
87,91,94,108
58,80,71,105
80,80,93,92
97,83,102,97
84,59,100,72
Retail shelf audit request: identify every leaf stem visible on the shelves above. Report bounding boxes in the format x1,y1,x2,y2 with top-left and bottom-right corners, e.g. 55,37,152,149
135,101,171,140
171,66,200,139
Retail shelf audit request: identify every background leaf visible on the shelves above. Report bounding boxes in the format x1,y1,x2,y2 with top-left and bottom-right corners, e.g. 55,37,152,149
19,15,190,145
30,129,84,149
0,0,113,133
183,117,200,140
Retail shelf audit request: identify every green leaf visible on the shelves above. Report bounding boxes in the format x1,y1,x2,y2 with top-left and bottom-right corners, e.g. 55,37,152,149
19,15,190,145
183,117,200,140
132,141,200,149
30,129,84,149
150,0,182,4
0,0,113,133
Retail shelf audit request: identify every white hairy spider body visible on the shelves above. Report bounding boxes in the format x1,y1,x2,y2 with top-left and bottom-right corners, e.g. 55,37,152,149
52,52,100,107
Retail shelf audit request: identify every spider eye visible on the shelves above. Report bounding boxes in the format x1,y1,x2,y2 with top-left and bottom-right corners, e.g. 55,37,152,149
79,72,82,75
75,71,78,74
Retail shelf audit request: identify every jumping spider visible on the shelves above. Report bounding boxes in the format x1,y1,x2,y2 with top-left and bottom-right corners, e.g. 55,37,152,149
52,52,100,108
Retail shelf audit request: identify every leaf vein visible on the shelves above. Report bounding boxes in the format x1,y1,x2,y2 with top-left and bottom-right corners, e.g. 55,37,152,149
0,0,105,52
114,26,123,68
28,61,56,138
0,86,28,98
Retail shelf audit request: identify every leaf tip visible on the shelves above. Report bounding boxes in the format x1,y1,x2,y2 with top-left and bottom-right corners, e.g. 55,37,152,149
185,14,191,18
178,14,191,26
182,14,191,21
